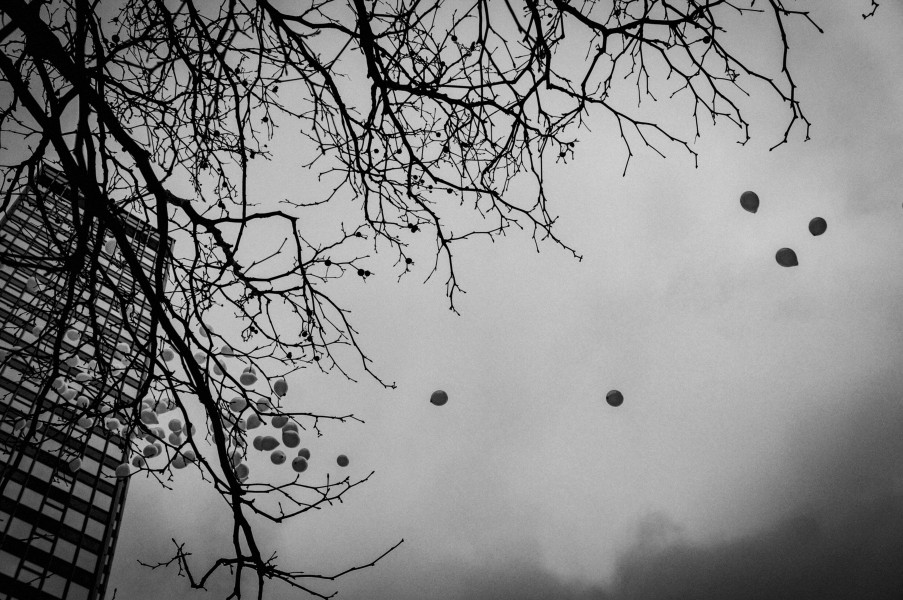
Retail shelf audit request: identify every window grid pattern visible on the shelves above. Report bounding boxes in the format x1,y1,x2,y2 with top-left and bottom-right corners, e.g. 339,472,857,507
0,165,163,600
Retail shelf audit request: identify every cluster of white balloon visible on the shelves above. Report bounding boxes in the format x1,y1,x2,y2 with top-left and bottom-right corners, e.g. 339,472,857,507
739,191,828,267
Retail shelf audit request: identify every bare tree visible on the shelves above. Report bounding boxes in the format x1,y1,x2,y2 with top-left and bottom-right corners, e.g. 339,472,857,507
0,1,863,598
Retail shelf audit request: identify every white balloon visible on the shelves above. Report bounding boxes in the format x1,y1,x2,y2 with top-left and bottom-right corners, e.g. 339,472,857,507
282,430,300,448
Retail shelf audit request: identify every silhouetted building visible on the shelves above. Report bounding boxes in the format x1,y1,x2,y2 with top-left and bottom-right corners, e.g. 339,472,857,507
0,165,164,600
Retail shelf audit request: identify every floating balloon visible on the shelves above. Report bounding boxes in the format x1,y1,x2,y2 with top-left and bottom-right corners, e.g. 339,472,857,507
808,217,827,236
273,378,288,397
282,422,299,433
168,432,182,446
62,389,78,401
271,450,287,465
282,430,300,448
161,348,175,362
105,418,120,431
66,328,80,341
65,356,81,369
298,448,311,460
220,344,235,356
246,414,261,429
336,454,349,467
235,462,250,480
184,449,196,463
193,351,205,363
606,390,624,407
257,399,272,412
260,436,280,451
25,276,39,292
76,397,89,409
75,371,92,382
168,418,182,432
239,371,258,387
775,247,798,267
132,455,146,468
115,463,131,478
68,458,82,472
116,342,131,354
229,397,247,413
740,191,759,214
291,456,308,473
77,417,92,429
252,436,264,451
430,390,448,406
172,455,187,469
271,415,289,429
52,376,67,391
104,238,116,253
213,364,223,376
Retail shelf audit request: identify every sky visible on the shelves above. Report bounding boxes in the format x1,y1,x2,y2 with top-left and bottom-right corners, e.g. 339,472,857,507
105,3,903,599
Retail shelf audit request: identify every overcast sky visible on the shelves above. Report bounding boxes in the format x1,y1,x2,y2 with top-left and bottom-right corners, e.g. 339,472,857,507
107,3,903,599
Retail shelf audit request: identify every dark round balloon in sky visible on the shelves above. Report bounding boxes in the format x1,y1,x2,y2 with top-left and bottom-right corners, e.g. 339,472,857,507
740,191,759,214
336,454,349,467
430,390,448,406
808,217,827,236
606,390,624,407
776,248,798,267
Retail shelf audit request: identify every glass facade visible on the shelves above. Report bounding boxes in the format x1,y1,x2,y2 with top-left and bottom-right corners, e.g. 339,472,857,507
0,165,164,600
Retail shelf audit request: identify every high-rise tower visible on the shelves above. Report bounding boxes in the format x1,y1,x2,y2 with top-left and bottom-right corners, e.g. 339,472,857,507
0,164,164,600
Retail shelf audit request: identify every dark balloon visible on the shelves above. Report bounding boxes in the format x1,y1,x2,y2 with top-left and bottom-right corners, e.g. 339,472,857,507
808,217,827,236
606,390,624,407
740,191,759,214
776,248,798,267
430,390,448,406
336,454,349,467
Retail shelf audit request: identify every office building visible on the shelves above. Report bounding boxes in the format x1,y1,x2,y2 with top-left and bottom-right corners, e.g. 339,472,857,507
0,164,164,600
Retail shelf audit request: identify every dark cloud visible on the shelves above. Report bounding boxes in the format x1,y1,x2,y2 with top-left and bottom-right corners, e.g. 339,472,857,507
334,369,903,600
